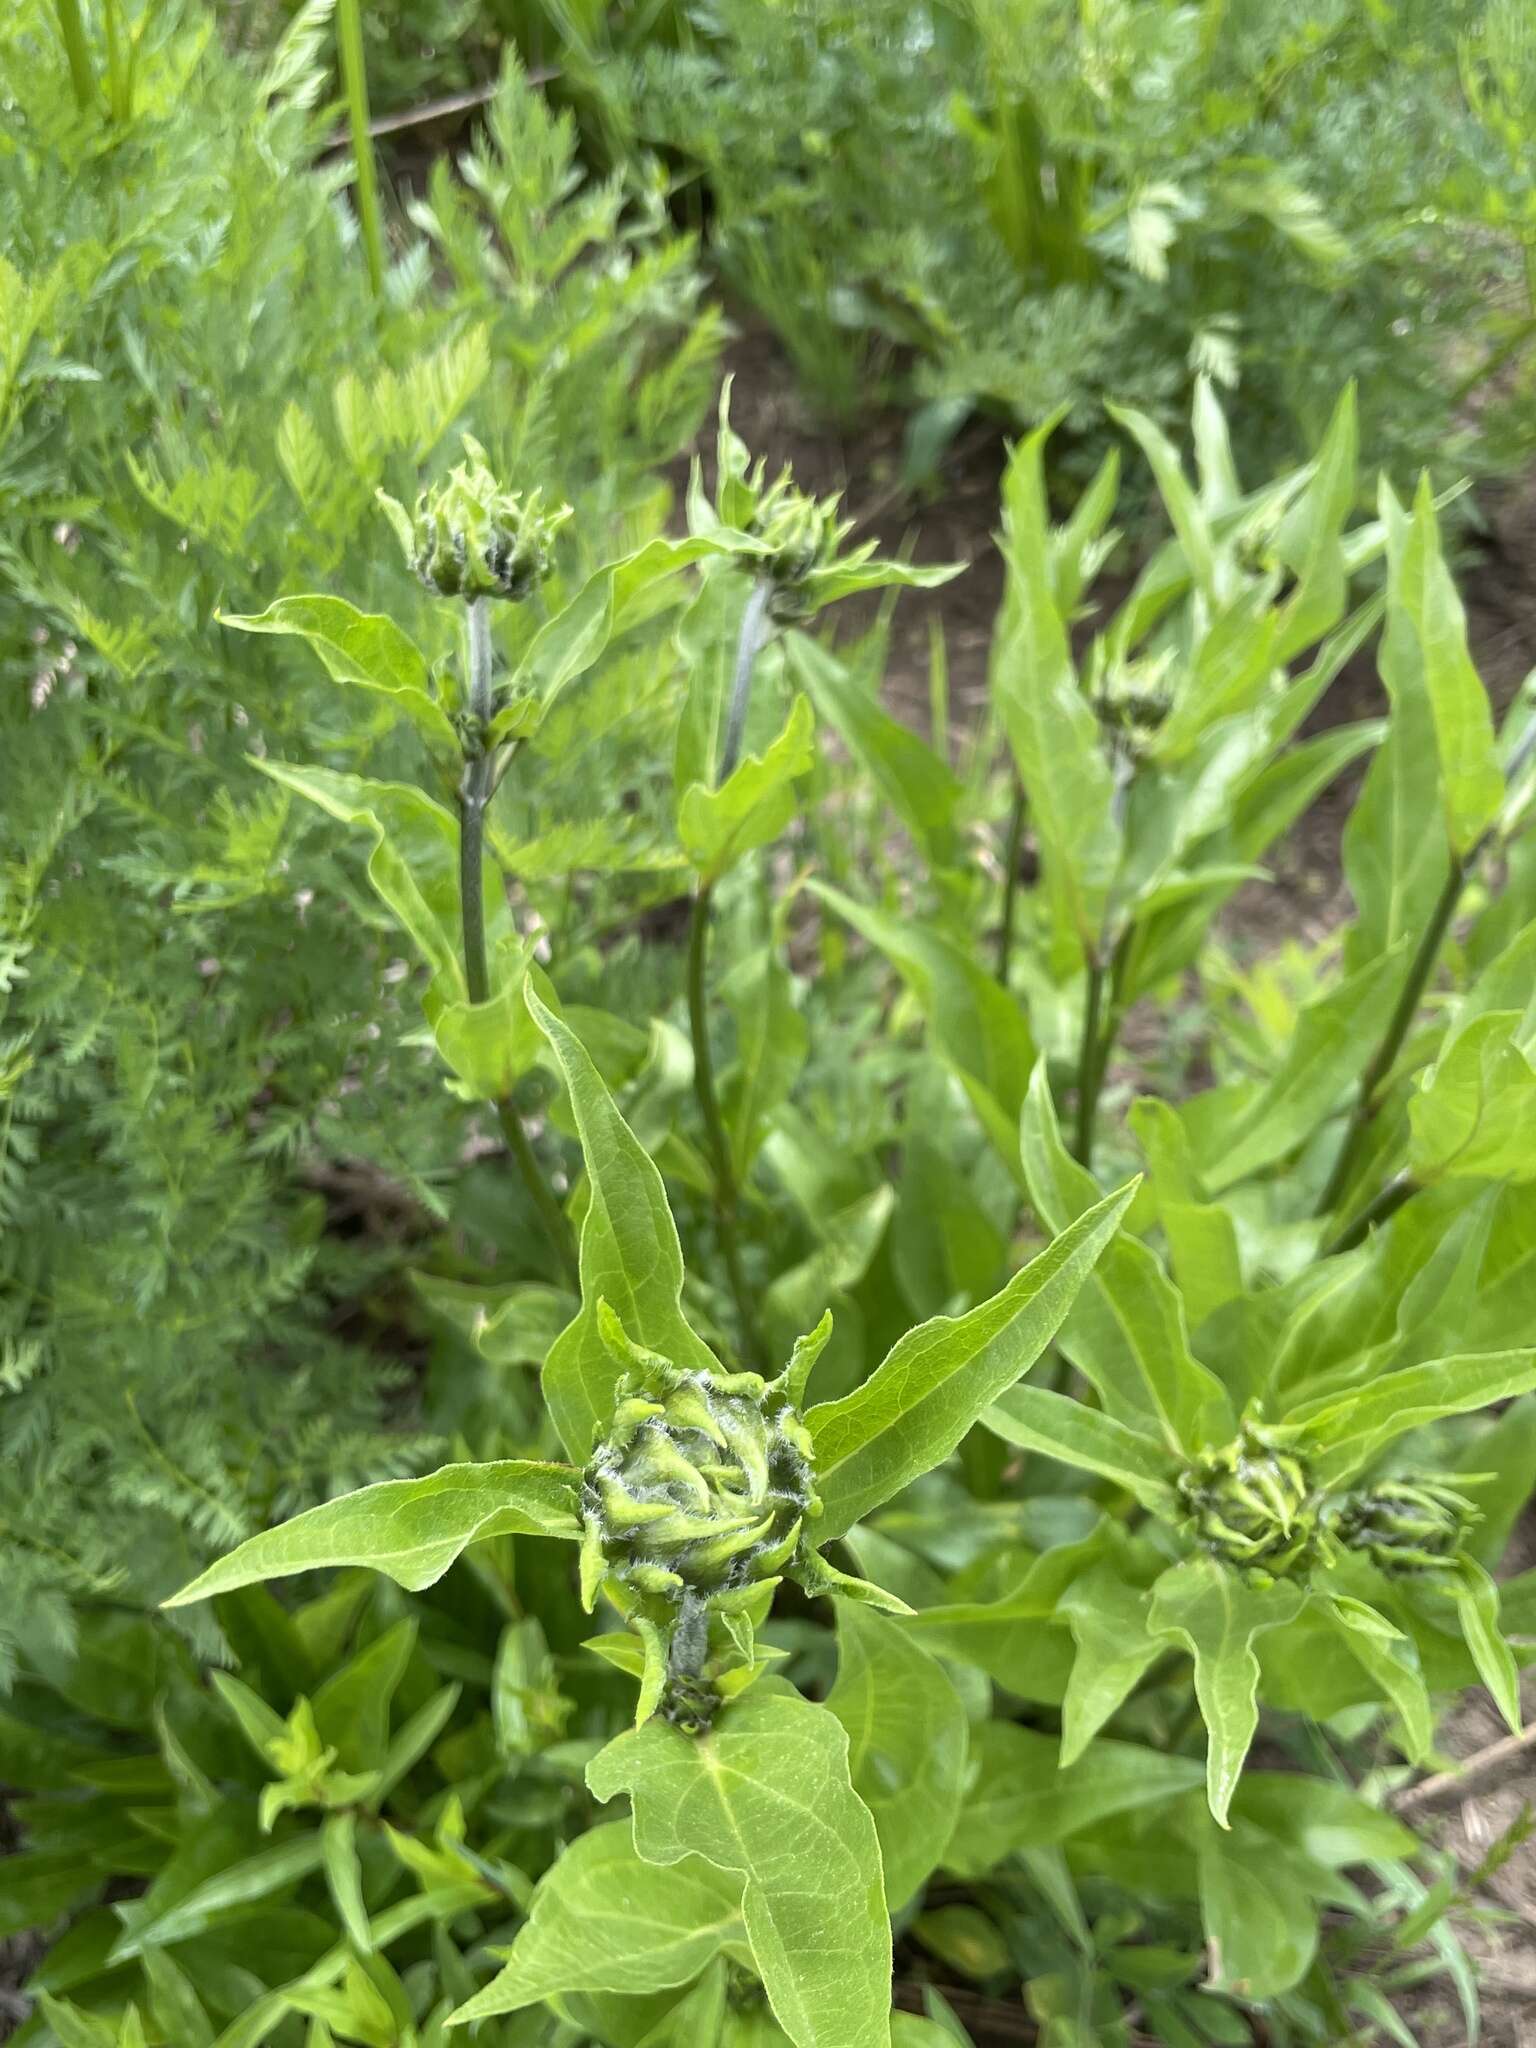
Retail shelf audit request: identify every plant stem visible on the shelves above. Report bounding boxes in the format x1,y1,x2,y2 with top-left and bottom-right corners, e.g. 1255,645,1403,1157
335,0,386,299
458,600,578,1289
1322,1172,1417,1258
51,0,96,109
1315,855,1465,1218
995,777,1026,986
687,883,766,1370
719,576,774,783
1073,949,1106,1169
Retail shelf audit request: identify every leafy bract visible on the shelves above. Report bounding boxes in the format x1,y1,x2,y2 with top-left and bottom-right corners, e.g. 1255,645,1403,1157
805,1179,1137,1540
587,1687,891,2048
163,1462,579,1606
528,985,723,1459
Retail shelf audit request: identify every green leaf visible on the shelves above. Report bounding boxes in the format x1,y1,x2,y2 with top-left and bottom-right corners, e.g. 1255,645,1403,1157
788,633,961,869
1020,1061,1231,1451
1291,1349,1536,1485
721,944,808,1183
810,884,1034,1171
221,597,457,755
108,1835,326,1960
991,418,1119,969
1391,475,1504,860
1147,1557,1308,1825
1128,1099,1244,1328
984,1385,1179,1516
1321,1597,1434,1765
448,1821,744,2023
1198,1821,1318,1999
826,1604,968,1910
528,985,722,1459
1452,1557,1523,1734
799,556,961,613
944,1723,1203,1877
321,1813,372,1954
806,1178,1137,1541
163,1461,579,1605
142,1948,214,2047
1200,943,1409,1192
1108,403,1218,602
1271,383,1357,663
587,1687,890,2048
678,694,816,880
312,1616,415,1772
1409,1011,1536,1184
1058,1561,1167,1763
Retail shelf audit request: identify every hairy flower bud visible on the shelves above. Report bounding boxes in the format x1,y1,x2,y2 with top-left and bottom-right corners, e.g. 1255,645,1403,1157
378,436,569,603
578,1312,819,1617
1331,1477,1479,1577
1179,1422,1319,1581
747,475,853,616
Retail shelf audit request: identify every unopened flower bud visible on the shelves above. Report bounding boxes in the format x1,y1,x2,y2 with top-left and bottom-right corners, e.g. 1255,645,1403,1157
379,436,569,603
1179,1422,1319,1581
1331,1477,1478,1577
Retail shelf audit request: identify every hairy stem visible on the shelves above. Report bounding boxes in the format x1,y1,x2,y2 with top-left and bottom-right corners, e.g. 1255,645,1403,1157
1315,855,1465,1218
51,0,96,109
995,777,1026,986
688,884,766,1370
335,0,386,299
720,576,774,783
459,600,578,1288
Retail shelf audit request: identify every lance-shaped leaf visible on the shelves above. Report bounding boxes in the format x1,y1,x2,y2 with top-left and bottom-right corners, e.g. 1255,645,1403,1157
587,1687,891,2048
1148,1557,1307,1825
826,1604,968,1910
528,986,723,1460
1290,1349,1536,1486
677,695,816,881
810,884,1034,1173
1021,1061,1231,1450
1107,401,1220,602
1320,1594,1434,1764
221,597,457,756
1128,1098,1244,1329
162,1462,580,1606
983,1385,1179,1517
1389,475,1504,861
806,1179,1137,1541
991,415,1119,972
1452,1557,1524,1734
1409,1011,1536,1185
449,1821,745,2024
1271,382,1357,662
1058,1560,1168,1763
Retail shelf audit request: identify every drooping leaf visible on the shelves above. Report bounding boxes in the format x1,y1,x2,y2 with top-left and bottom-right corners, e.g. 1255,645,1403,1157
587,1687,891,2048
1147,1557,1308,1825
163,1462,579,1606
826,1604,968,1909
449,1822,744,2023
221,597,457,755
528,985,722,1459
806,1179,1137,1540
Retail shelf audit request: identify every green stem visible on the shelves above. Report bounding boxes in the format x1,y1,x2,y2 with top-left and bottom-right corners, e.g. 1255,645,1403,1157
1322,1173,1417,1259
51,0,96,109
687,883,766,1371
335,0,385,299
995,777,1026,987
458,600,578,1289
1073,949,1106,1169
1315,856,1465,1219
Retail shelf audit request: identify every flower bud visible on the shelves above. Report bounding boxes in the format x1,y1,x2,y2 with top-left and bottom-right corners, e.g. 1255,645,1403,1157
1331,1477,1478,1577
578,1306,819,1617
747,474,854,617
1178,1422,1319,1581
378,436,569,603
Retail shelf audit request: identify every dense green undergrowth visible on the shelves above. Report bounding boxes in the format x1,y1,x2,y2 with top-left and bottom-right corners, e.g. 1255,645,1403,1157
4,5,1536,2047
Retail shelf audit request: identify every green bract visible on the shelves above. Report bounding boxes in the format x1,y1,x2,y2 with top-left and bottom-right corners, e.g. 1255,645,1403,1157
1178,1422,1319,1583
378,433,571,602
1332,1476,1481,1577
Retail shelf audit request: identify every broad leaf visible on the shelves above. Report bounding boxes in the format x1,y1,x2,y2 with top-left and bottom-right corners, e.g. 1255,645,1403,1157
163,1461,579,1606
806,1179,1137,1540
983,1385,1179,1516
1148,1558,1308,1825
1198,1821,1318,2000
677,695,816,880
1058,1561,1167,1763
1408,1011,1536,1185
529,986,723,1459
450,1822,744,2022
222,597,456,755
826,1604,968,1909
587,1687,891,2048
